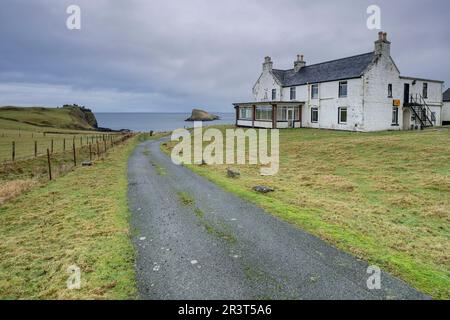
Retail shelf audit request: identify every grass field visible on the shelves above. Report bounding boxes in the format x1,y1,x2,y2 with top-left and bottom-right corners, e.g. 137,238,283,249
0,106,118,162
0,109,157,299
0,134,145,299
0,118,120,163
163,126,450,299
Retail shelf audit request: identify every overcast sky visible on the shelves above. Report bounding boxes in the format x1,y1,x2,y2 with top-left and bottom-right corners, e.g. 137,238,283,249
0,0,448,112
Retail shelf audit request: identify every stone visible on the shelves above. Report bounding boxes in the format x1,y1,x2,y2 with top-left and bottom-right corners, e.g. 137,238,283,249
252,185,275,193
81,160,93,166
185,108,220,122
227,168,240,178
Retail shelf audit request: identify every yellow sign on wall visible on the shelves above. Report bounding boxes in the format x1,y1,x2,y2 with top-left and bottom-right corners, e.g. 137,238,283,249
393,99,401,107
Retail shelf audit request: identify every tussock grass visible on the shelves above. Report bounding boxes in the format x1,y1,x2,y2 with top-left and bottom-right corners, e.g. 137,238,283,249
0,179,36,205
163,126,450,299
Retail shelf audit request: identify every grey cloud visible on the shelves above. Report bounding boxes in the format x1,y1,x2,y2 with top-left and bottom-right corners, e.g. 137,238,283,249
0,0,448,112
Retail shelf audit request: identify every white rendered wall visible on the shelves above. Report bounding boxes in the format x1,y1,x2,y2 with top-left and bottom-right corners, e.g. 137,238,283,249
443,102,450,122
362,54,403,131
253,71,282,102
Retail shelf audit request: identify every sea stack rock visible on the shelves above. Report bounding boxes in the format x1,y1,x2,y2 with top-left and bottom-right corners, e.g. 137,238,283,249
185,109,219,122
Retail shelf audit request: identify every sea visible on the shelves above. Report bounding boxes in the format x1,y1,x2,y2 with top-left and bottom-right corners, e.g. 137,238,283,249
95,112,235,132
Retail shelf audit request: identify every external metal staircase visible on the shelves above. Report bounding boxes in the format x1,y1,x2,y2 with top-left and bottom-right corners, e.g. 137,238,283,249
405,94,434,128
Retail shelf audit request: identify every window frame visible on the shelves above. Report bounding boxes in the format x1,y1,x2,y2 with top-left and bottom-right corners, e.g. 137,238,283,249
423,83,428,99
255,106,273,121
290,87,296,101
338,81,348,98
277,106,287,121
311,107,319,123
392,107,399,126
388,84,393,98
338,107,348,124
311,84,319,100
239,107,253,120
271,89,277,101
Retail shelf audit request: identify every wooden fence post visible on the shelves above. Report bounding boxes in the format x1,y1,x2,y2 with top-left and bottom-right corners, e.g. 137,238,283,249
104,140,107,153
12,141,15,162
96,141,100,159
47,149,52,181
34,141,37,158
63,138,66,152
89,143,92,161
73,141,77,166
51,139,54,154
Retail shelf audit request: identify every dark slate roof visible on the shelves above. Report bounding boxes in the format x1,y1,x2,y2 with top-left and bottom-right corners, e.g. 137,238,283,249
444,88,450,102
272,52,375,87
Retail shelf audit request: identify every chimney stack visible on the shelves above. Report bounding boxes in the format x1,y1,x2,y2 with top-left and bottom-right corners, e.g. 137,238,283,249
294,54,306,72
263,56,273,72
375,31,391,57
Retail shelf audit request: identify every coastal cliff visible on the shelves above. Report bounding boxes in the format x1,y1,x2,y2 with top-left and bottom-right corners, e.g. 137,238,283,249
0,105,99,130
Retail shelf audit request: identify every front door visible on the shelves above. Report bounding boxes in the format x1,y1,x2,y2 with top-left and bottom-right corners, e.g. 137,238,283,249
404,83,410,106
287,109,294,128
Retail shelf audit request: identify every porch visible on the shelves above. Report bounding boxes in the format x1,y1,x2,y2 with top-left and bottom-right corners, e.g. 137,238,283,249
233,102,304,129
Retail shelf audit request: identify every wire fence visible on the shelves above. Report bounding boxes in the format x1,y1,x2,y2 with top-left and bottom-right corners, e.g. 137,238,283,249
0,132,125,163
0,132,136,183
44,132,135,181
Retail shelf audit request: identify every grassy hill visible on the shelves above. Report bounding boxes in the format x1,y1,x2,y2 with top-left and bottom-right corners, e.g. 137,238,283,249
0,106,98,131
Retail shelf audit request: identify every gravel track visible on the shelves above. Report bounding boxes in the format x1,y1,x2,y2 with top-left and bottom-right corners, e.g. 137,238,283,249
127,138,427,300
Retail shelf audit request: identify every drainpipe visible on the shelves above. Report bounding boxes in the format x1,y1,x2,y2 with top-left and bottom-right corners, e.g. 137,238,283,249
307,83,310,124
318,83,321,129
361,76,365,131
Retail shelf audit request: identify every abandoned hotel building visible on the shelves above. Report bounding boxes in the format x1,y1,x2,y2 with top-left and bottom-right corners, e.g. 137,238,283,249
233,32,445,132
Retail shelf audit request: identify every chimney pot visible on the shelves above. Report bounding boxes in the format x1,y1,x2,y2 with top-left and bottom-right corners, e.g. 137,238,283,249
263,56,273,72
374,31,391,56
294,54,306,72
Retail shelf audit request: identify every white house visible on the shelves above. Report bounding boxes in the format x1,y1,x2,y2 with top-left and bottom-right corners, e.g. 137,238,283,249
233,32,444,132
443,88,450,125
